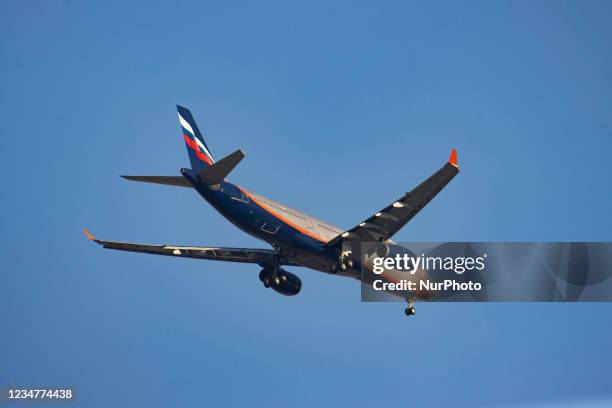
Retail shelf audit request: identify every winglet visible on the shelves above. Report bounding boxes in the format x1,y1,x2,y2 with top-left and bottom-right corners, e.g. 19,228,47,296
449,148,458,168
82,228,96,241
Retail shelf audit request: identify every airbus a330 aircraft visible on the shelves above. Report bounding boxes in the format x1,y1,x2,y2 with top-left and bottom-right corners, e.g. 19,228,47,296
84,106,459,316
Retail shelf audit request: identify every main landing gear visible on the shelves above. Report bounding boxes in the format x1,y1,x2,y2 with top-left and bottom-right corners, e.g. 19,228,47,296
404,298,416,317
259,268,287,287
332,255,353,273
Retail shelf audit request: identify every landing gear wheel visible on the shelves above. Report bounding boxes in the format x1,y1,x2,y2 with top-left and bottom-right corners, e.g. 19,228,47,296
404,306,416,316
260,270,272,288
404,298,416,317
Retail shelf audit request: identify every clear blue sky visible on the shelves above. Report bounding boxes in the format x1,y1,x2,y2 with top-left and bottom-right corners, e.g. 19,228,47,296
2,1,612,407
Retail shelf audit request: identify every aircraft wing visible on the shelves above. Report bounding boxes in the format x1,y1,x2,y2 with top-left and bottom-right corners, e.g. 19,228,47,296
328,149,460,246
83,229,299,267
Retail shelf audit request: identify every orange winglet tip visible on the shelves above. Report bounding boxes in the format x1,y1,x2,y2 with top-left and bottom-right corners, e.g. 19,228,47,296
82,228,96,241
449,148,458,168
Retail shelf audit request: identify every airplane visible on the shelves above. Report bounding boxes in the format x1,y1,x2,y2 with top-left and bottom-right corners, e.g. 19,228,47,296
84,105,460,316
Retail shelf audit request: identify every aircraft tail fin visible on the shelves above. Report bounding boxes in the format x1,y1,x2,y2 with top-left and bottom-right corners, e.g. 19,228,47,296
120,149,244,189
196,149,245,185
177,105,215,171
122,107,242,188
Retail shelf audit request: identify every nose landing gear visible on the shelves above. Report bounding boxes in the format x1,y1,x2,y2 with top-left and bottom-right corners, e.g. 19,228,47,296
404,298,416,317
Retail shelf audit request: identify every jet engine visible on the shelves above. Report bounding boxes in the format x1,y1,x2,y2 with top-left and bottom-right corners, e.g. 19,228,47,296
259,268,302,296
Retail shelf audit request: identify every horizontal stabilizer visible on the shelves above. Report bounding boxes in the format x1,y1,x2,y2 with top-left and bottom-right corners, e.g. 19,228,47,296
120,175,192,188
196,149,245,185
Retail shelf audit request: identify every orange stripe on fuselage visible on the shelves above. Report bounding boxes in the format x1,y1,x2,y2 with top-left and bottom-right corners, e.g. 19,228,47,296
239,188,329,244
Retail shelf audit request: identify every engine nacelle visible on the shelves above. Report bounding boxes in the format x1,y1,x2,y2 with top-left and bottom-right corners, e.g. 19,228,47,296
259,268,302,296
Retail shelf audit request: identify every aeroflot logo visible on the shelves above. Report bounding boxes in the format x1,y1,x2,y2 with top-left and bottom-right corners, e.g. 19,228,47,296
372,254,487,275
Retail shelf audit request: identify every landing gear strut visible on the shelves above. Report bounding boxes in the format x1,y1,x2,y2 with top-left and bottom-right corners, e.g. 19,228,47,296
404,298,416,317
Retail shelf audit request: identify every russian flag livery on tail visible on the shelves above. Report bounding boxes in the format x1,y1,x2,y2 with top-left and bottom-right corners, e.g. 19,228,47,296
85,105,460,317
177,105,215,170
